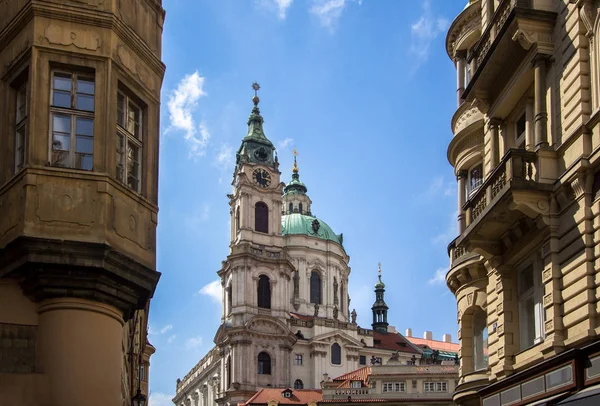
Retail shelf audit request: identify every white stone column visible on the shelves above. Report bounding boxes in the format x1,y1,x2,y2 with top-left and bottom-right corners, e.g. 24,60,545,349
488,118,501,168
526,98,534,151
457,170,467,233
456,51,466,106
534,55,549,148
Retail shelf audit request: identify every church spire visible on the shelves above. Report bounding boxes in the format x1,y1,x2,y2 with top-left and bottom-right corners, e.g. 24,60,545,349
372,263,389,333
235,82,275,173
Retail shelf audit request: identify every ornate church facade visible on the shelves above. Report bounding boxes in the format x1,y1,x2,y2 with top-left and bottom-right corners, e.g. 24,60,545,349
172,87,453,406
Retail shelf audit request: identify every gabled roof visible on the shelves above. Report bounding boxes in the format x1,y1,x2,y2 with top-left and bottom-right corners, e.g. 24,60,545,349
245,388,322,405
290,312,314,321
332,366,371,388
372,331,421,354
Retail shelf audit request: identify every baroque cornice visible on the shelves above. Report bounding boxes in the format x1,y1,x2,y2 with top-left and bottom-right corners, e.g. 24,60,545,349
446,0,482,59
1,2,166,78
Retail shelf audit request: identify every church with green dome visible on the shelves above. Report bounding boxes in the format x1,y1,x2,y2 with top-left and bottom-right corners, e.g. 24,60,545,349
173,86,458,406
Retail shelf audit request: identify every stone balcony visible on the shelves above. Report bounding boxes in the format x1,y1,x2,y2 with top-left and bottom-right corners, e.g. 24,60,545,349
455,149,553,259
463,0,556,103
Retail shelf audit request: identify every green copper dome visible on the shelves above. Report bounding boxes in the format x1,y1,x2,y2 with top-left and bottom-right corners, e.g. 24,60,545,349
375,275,385,289
281,213,343,245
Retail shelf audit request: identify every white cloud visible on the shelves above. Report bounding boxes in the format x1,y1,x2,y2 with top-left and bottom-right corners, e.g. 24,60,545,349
159,324,173,334
185,336,204,350
167,335,177,344
257,0,293,20
149,392,174,406
277,138,294,150
410,0,449,68
276,0,293,19
310,0,361,30
167,71,209,157
428,267,448,285
432,210,459,246
148,324,173,336
198,279,222,303
215,144,235,170
186,204,211,228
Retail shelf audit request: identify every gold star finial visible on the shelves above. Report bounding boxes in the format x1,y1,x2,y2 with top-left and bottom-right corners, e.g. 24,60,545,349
292,148,299,173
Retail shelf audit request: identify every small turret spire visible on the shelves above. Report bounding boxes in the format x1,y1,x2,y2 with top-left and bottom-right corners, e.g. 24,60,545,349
372,262,389,333
292,148,299,174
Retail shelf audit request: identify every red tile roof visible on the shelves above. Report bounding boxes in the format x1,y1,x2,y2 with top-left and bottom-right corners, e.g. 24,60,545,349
245,389,322,405
372,331,420,354
290,313,314,321
406,337,460,353
332,366,371,388
319,397,453,403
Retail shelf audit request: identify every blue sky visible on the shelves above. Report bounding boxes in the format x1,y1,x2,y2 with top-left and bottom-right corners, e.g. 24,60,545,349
149,0,467,404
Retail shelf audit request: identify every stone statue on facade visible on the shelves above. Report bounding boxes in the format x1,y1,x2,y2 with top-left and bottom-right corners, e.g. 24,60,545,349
351,308,357,324
314,303,319,317
333,277,338,305
389,351,400,361
333,305,338,320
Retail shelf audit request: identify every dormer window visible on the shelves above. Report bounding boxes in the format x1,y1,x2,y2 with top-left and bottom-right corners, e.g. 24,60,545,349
351,381,361,388
282,389,292,398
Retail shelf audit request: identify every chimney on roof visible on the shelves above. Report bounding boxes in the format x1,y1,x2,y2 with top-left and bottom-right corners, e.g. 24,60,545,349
424,331,432,340
405,328,412,337
443,334,452,343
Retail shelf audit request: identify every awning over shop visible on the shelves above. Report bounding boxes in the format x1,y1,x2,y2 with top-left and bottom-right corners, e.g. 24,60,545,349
556,384,600,406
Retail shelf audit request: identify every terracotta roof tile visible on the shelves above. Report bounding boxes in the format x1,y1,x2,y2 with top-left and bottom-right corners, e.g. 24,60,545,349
290,313,314,321
245,388,322,405
406,337,460,353
319,397,453,403
333,366,371,384
372,331,420,354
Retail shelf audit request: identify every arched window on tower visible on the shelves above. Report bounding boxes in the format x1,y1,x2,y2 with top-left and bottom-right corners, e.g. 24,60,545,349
257,275,271,309
258,352,271,375
310,271,322,304
294,379,304,389
289,202,293,214
255,202,268,233
235,206,240,232
331,343,341,365
299,203,303,214
226,356,231,389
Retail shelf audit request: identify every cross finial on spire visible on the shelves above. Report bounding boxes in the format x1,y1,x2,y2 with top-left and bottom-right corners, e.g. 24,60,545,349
252,82,260,106
378,262,382,276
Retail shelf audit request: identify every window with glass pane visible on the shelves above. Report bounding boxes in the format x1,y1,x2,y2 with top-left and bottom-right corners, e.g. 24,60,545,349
116,90,142,192
15,83,27,172
472,308,488,371
518,264,543,350
50,71,95,170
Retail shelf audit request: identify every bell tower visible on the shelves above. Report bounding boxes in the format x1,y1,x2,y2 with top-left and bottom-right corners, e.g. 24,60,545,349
217,83,296,405
372,263,389,333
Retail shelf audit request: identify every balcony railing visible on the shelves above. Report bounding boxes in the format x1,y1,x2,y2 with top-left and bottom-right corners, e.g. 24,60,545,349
467,0,515,77
464,149,536,226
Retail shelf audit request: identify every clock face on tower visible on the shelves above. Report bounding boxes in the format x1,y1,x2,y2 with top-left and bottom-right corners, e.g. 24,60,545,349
252,168,272,188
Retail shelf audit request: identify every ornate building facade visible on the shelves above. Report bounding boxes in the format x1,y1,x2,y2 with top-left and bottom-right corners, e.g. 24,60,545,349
446,0,600,405
0,0,165,405
173,89,459,406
